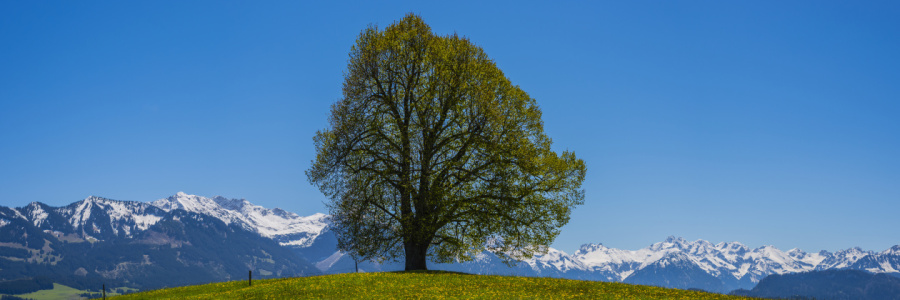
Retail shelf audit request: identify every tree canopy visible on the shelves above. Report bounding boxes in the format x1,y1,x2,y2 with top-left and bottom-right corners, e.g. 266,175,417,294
307,13,586,271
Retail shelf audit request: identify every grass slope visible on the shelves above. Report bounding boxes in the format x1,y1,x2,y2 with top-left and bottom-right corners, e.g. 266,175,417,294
112,271,757,299
2,283,137,300
1,283,87,300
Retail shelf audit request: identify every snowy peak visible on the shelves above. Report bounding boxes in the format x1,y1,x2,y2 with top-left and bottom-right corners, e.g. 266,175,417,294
577,243,607,254
573,242,640,267
212,196,249,211
529,248,583,272
152,192,225,217
816,247,872,270
7,192,328,247
646,236,722,257
650,236,689,251
22,202,52,227
150,192,249,228
62,196,166,237
150,193,329,247
715,241,750,255
786,248,828,268
68,196,103,229
840,247,872,260
7,193,328,246
12,196,167,239
532,236,900,292
649,251,695,268
665,236,688,245
883,245,900,256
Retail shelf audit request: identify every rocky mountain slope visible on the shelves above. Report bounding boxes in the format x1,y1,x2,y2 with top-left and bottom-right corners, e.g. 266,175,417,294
0,195,318,292
151,192,329,248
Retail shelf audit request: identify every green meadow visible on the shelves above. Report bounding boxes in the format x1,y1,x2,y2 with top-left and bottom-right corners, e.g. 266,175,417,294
111,271,757,299
2,283,134,300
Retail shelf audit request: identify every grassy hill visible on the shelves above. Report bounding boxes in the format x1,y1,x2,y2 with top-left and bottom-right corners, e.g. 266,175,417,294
0,283,135,300
111,271,757,299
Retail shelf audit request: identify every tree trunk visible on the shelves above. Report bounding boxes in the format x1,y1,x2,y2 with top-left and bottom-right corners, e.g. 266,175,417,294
404,241,429,271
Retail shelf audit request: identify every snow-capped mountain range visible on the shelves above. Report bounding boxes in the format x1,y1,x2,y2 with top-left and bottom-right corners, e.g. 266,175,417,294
526,237,900,292
151,192,329,247
0,193,321,291
9,192,328,247
3,193,899,293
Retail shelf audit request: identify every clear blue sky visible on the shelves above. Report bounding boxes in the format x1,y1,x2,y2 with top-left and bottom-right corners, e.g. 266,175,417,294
1,1,898,254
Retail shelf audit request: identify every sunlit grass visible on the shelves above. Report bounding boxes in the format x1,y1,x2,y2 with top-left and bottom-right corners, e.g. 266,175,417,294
3,283,133,300
112,271,757,299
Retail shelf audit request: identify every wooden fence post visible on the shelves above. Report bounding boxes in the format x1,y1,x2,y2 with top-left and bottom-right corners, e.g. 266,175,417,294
102,283,106,300
249,270,252,286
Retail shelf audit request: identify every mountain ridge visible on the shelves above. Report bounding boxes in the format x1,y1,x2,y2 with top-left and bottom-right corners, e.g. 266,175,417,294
2,193,899,294
0,194,320,293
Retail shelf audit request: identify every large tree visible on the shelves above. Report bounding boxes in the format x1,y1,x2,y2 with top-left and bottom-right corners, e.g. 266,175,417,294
307,14,586,271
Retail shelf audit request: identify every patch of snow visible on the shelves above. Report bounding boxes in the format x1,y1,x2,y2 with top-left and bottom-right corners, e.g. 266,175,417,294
798,251,828,267
530,248,583,272
315,251,345,272
882,245,900,256
278,240,308,247
733,263,751,279
133,214,162,231
715,241,749,262
69,199,94,229
879,260,898,273
567,237,850,282
473,252,490,263
59,196,165,237
28,203,50,227
12,209,27,220
151,193,330,247
574,243,644,267
151,192,242,225
820,247,871,269
619,269,634,279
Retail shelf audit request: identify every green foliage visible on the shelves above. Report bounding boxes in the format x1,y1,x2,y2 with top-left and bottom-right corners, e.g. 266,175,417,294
111,272,757,300
307,13,586,270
